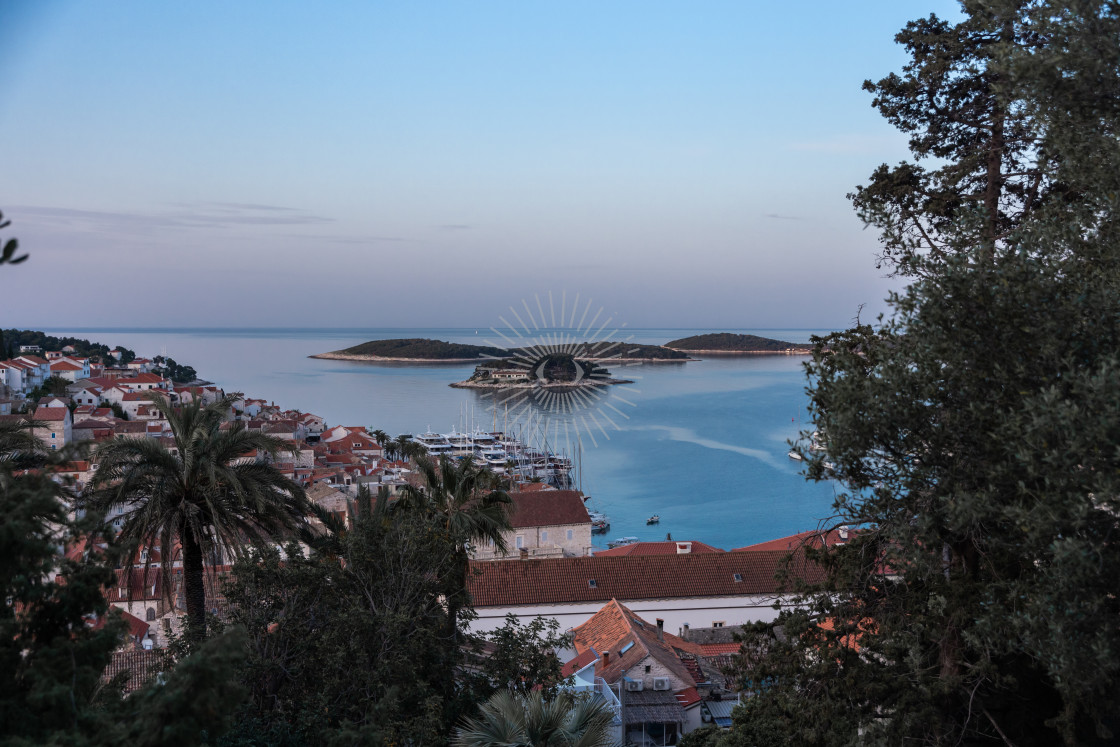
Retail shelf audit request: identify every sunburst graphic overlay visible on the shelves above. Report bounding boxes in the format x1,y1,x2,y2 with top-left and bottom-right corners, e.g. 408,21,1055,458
478,291,642,450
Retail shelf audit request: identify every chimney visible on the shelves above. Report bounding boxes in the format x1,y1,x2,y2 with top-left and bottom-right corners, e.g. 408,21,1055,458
839,525,849,540
656,618,664,640
519,547,528,560
602,651,610,667
676,542,691,554
682,623,690,641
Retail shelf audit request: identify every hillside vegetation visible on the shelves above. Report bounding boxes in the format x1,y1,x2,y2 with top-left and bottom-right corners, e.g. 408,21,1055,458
333,338,511,359
664,332,810,352
326,338,690,361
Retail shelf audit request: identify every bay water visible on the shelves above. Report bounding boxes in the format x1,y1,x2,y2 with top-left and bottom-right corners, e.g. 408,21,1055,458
45,327,841,551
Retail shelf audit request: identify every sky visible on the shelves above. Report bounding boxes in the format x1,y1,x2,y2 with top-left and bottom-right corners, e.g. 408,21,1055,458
0,1,962,329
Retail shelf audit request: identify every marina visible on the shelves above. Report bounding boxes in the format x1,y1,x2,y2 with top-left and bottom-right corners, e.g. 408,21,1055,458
42,326,839,550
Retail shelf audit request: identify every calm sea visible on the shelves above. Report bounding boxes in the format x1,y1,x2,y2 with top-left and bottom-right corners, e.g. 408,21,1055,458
44,327,841,550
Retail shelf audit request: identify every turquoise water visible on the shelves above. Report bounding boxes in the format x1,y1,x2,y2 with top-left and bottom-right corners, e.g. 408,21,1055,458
45,327,840,550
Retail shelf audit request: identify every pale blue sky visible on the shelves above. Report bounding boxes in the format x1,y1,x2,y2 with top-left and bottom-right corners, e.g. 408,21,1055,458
0,1,960,328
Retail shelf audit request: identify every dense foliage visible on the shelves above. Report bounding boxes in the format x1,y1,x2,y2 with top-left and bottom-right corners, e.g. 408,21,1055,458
84,396,311,641
2,329,136,364
152,355,199,384
663,333,809,352
0,414,247,745
216,478,581,745
725,2,1120,745
452,690,618,747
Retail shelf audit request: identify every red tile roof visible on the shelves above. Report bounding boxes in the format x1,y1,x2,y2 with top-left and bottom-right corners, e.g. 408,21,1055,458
128,373,167,384
107,569,164,602
732,528,851,553
508,490,590,528
594,540,724,557
561,648,600,678
50,360,84,371
675,686,701,707
101,649,162,692
467,550,820,608
33,407,69,422
571,600,696,686
514,482,556,493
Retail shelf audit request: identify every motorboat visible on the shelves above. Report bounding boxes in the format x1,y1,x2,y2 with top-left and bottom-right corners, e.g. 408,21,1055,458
606,536,639,549
646,515,660,525
588,510,610,534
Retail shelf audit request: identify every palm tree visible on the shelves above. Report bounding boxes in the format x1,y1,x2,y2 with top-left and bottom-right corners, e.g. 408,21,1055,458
371,428,389,452
397,454,512,641
85,395,311,641
394,434,413,462
453,690,618,747
0,415,46,470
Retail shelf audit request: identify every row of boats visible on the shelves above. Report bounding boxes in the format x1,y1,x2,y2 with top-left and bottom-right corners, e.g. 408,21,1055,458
408,428,575,487
406,425,661,550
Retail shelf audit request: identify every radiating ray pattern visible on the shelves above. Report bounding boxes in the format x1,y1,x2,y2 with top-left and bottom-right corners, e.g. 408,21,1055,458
478,291,642,451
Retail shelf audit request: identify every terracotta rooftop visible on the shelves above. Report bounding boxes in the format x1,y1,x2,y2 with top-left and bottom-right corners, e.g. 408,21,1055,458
101,649,162,693
594,540,724,557
561,648,600,678
513,481,556,493
571,599,696,686
467,549,820,608
508,489,590,528
33,406,69,422
732,527,851,553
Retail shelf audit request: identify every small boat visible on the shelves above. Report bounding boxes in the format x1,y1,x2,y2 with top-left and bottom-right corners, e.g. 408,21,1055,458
606,536,639,549
588,511,611,534
788,450,803,461
646,514,660,525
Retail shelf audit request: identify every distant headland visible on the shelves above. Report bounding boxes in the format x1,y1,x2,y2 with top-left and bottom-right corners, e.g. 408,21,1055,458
310,338,694,363
663,333,812,355
310,334,810,363
310,338,509,363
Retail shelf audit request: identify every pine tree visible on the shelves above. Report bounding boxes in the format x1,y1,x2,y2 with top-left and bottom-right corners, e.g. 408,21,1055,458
729,3,1120,745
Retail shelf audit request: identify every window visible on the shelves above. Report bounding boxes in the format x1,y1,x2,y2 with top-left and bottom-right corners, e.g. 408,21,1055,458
645,665,652,674
733,573,743,582
588,579,597,588
541,531,548,543
515,536,523,549
712,621,725,628
146,607,156,621
567,529,574,540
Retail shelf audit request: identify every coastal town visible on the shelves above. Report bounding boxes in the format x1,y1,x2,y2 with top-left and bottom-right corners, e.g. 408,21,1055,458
7,1,1117,741
0,337,836,745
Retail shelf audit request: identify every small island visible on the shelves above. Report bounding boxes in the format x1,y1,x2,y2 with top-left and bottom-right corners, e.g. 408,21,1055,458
311,338,693,363
664,332,812,354
310,338,512,362
310,335,806,363
450,353,633,390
